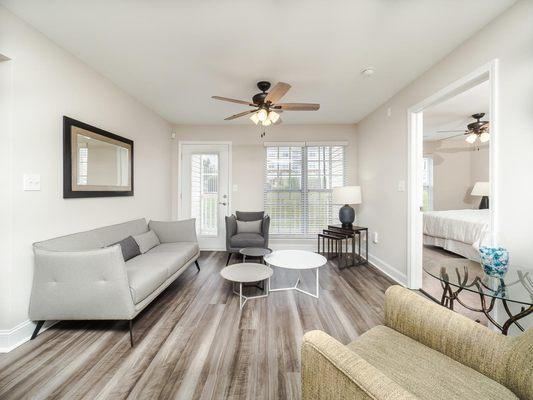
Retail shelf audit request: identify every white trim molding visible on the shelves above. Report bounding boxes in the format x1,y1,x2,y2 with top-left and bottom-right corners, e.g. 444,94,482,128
406,59,498,289
368,253,407,286
0,320,57,353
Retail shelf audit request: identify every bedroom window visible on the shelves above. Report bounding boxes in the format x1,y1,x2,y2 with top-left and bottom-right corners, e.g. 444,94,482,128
422,156,433,211
264,144,345,237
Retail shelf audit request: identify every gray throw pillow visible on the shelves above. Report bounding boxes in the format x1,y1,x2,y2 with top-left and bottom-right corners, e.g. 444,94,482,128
133,230,161,253
110,236,141,261
236,219,262,234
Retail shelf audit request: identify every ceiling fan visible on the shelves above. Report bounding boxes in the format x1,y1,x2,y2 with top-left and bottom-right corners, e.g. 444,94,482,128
437,113,490,144
212,81,320,127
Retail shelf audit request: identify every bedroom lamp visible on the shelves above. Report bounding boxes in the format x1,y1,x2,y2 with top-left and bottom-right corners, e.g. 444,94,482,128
332,186,362,227
471,181,490,209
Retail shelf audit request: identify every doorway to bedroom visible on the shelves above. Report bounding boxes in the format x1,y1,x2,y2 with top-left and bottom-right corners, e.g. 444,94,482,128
407,61,498,321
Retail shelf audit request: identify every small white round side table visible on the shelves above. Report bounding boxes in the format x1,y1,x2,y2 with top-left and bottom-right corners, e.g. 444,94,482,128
264,250,327,298
220,263,273,309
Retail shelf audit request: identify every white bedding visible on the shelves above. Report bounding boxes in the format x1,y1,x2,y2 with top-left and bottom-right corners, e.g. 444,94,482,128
423,209,490,248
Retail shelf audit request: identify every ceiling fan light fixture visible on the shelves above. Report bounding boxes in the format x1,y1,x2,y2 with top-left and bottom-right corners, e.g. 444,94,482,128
250,112,259,125
479,131,490,143
268,111,280,124
257,108,268,122
262,119,272,126
466,133,477,144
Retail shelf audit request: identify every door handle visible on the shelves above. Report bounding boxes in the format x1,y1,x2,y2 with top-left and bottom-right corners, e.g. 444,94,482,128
219,202,227,206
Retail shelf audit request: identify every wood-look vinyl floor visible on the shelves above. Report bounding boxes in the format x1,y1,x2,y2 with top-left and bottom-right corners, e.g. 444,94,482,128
0,251,395,400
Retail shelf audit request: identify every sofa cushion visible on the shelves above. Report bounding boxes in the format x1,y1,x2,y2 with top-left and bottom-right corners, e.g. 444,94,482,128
236,219,262,234
125,252,183,303
230,233,265,248
346,325,517,400
133,230,160,253
236,211,264,221
110,236,141,261
148,242,199,275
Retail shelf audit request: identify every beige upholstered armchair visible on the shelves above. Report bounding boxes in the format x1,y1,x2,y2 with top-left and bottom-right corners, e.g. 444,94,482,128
302,285,532,400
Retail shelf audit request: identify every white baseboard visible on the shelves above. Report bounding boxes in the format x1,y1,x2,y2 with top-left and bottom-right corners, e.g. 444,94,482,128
0,320,56,353
368,253,407,286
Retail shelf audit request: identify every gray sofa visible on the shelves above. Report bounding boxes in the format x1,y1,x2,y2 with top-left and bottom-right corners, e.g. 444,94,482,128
29,218,200,345
225,211,270,265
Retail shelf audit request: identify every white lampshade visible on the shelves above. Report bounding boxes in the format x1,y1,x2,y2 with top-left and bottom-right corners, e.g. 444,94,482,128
471,181,490,196
332,186,362,205
250,113,259,125
479,131,490,143
262,118,272,126
257,108,268,122
268,111,280,124
465,133,477,144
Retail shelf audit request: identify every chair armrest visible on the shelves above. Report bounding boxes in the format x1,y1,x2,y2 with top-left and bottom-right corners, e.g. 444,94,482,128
149,219,197,243
302,330,418,400
384,285,512,385
29,246,135,320
262,215,270,248
225,215,237,251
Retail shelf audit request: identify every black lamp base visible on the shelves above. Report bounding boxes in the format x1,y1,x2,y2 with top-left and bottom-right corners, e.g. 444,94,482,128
479,196,489,210
339,204,355,227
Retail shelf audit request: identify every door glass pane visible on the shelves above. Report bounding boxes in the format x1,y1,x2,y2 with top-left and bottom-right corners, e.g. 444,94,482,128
191,154,219,236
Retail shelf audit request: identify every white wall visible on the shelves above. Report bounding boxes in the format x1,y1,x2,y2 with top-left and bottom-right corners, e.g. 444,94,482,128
357,0,533,286
172,124,358,217
424,140,489,210
0,6,172,350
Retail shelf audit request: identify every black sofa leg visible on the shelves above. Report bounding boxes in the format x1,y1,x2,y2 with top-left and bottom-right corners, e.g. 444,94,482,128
226,252,232,266
195,260,200,271
30,320,45,340
129,319,134,347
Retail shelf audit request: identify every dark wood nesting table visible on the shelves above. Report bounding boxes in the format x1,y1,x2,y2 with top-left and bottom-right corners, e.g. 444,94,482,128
318,225,368,268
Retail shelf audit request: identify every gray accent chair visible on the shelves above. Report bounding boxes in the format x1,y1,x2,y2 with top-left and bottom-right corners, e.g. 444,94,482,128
225,211,270,265
29,218,200,346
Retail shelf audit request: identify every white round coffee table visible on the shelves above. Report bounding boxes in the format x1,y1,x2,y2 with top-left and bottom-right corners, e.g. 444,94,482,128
263,250,327,298
220,263,273,309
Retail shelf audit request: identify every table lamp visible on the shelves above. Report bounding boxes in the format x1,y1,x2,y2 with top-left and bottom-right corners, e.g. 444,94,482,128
471,181,490,209
332,186,362,227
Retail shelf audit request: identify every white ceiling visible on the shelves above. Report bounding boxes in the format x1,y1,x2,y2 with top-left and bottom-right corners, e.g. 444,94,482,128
424,80,490,141
1,0,514,125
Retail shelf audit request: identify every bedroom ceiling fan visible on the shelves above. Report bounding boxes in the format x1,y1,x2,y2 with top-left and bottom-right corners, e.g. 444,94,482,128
437,113,490,144
212,81,320,128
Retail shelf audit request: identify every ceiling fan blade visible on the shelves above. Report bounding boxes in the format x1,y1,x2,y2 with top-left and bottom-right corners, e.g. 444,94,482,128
275,103,320,111
265,82,291,104
436,130,467,133
224,109,256,121
212,96,254,106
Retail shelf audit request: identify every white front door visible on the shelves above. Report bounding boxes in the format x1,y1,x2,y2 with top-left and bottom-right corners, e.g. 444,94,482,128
180,143,230,250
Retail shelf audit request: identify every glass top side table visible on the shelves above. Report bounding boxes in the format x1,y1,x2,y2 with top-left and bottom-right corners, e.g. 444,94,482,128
424,265,533,335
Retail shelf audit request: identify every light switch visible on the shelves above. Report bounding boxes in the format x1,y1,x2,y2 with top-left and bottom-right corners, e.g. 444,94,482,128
23,174,41,191
233,184,238,192
386,107,392,117
397,180,405,192
373,232,379,243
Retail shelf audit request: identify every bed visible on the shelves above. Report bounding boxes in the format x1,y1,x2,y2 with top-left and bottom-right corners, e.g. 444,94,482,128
423,209,490,262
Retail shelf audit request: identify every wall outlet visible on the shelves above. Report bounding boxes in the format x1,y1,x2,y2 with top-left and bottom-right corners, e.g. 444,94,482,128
386,107,392,117
23,174,41,191
373,232,379,244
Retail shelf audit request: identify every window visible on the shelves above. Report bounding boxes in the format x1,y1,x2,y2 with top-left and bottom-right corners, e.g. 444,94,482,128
191,154,219,236
77,145,88,185
264,144,345,236
422,156,433,211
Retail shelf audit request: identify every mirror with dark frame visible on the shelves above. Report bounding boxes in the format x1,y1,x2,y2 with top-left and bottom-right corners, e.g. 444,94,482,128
63,116,134,198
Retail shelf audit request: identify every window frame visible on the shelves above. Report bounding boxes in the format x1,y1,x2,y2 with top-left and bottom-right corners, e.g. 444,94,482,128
264,144,346,238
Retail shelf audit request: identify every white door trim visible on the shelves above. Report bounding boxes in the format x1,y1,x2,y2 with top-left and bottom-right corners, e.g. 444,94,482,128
406,59,498,289
177,141,232,250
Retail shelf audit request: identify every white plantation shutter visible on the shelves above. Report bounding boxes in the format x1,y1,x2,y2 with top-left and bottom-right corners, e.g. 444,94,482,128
264,144,345,237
